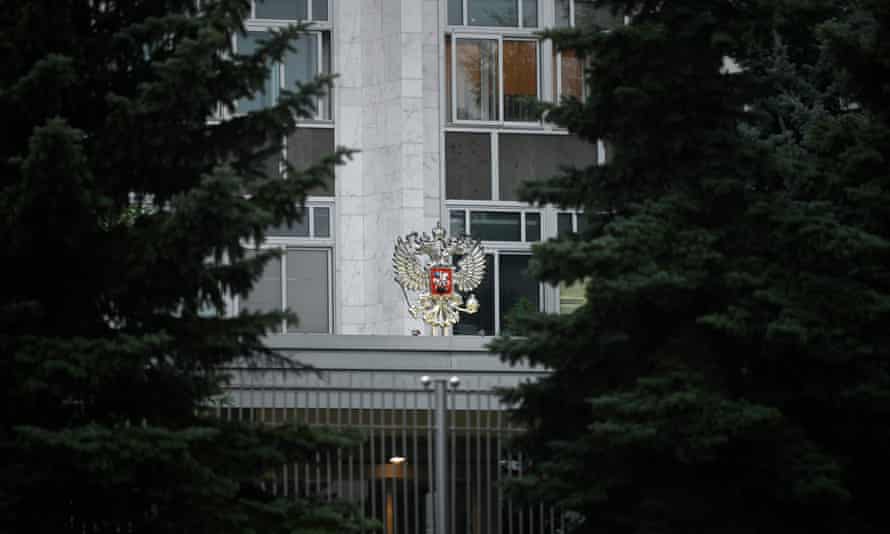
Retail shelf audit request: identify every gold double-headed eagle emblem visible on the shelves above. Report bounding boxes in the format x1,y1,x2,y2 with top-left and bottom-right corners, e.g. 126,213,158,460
393,222,486,335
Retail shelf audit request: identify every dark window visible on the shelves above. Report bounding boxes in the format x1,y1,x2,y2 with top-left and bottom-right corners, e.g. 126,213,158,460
450,210,467,236
446,132,492,200
313,207,330,237
525,212,541,241
453,255,495,335
255,0,308,20
498,133,597,201
287,128,335,195
557,212,573,236
575,0,624,29
499,254,538,333
470,212,521,241
241,254,282,318
285,249,330,333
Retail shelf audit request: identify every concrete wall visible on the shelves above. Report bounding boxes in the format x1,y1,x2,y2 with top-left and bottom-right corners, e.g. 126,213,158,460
334,1,440,335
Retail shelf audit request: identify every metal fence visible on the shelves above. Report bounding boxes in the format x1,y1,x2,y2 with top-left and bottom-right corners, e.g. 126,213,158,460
218,368,563,534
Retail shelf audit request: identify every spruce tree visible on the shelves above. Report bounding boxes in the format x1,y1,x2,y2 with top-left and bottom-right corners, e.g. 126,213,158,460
493,1,890,532
0,1,360,532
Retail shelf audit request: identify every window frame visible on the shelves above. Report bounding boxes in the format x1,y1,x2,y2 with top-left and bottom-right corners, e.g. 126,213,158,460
449,33,542,126
235,199,336,334
448,203,544,244
234,20,333,121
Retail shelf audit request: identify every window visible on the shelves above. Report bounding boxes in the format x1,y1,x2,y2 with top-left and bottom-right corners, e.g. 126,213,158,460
267,205,332,238
453,252,541,335
554,0,625,29
446,131,597,201
239,247,332,333
252,0,329,21
449,208,542,243
447,36,540,124
449,0,538,28
553,47,584,101
236,31,331,118
287,127,335,195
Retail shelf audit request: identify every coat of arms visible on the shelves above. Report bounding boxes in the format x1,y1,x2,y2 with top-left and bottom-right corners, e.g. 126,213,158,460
393,222,486,335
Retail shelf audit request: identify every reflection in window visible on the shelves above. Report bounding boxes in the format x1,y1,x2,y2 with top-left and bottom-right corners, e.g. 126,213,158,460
455,39,499,121
499,254,539,333
525,212,541,241
240,248,332,333
255,0,308,19
453,255,495,335
237,32,279,112
240,253,282,318
468,0,517,27
237,32,330,117
554,48,584,101
503,40,538,122
575,0,624,29
450,209,467,236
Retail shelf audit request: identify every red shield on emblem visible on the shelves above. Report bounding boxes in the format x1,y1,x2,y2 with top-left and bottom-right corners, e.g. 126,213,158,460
429,267,454,296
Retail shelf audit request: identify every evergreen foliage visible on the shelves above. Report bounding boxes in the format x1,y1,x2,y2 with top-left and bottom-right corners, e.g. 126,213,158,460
0,1,361,532
492,1,890,532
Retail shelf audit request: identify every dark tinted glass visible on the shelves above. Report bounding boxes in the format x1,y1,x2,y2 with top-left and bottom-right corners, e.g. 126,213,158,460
446,132,491,200
454,255,495,336
287,127,335,195
525,212,541,241
498,133,597,201
255,0,307,19
470,212,521,241
499,254,538,333
557,213,573,236
267,215,309,237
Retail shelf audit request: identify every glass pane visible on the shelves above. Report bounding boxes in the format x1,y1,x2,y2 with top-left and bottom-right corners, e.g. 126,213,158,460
554,0,570,26
241,254,282,315
454,255,495,336
522,0,537,27
286,249,330,333
559,280,586,314
448,0,462,25
498,133,598,201
313,207,330,237
499,254,539,333
503,40,538,122
255,0,307,19
312,0,328,20
284,33,318,88
267,214,309,237
287,128,335,195
470,211,521,241
455,38,499,121
445,132,492,200
450,210,467,236
557,213,573,236
445,36,452,121
320,32,332,119
575,0,623,29
525,212,541,241
557,48,584,100
237,32,278,112
468,0,518,27
577,212,590,234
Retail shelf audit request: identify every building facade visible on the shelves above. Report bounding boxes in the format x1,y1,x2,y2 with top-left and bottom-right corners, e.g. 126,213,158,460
219,2,618,533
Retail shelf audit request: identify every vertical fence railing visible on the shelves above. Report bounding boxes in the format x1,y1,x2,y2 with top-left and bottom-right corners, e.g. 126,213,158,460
217,368,562,534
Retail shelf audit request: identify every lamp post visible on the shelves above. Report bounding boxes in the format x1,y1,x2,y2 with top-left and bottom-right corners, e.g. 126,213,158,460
422,375,460,534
